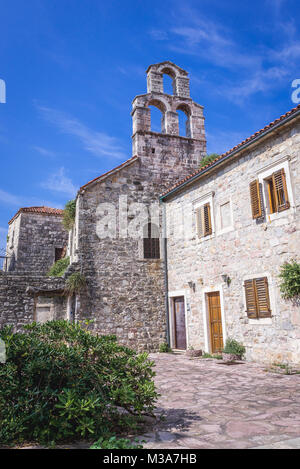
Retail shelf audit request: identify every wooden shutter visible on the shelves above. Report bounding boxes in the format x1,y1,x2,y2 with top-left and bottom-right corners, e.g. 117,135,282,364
143,223,160,259
244,279,258,319
272,169,290,212
255,277,271,318
249,180,262,219
244,277,271,319
203,203,212,236
196,204,212,238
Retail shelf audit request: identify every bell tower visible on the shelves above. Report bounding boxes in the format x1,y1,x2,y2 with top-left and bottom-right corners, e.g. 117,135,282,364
131,61,206,168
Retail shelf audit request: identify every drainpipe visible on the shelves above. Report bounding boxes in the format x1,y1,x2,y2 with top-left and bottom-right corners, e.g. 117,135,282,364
161,201,170,347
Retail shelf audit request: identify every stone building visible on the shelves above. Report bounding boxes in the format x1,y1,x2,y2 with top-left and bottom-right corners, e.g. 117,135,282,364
5,206,68,274
161,104,300,364
68,61,206,350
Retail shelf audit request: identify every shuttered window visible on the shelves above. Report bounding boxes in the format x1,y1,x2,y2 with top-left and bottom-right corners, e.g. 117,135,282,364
271,169,290,212
244,277,271,319
249,180,262,219
196,203,212,238
143,223,160,259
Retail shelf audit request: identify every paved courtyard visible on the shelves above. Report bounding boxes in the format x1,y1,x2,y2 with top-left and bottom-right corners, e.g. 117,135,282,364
140,353,300,449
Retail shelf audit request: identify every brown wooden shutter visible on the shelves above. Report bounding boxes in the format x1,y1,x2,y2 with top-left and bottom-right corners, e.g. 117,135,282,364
203,203,212,236
272,169,290,212
244,277,271,319
255,277,271,318
249,180,262,219
244,279,258,319
195,207,203,238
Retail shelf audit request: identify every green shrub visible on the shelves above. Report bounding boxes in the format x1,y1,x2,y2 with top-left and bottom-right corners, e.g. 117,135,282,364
90,436,143,449
223,338,246,357
199,153,219,169
0,321,157,445
63,199,76,231
48,256,70,277
279,260,300,299
159,343,172,353
65,272,86,294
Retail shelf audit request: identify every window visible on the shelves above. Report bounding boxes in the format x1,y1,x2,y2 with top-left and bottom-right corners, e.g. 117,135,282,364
250,166,291,219
55,247,64,262
196,203,212,238
244,277,271,319
143,223,160,259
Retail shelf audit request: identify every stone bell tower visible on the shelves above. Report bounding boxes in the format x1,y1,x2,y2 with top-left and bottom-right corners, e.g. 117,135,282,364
131,61,206,170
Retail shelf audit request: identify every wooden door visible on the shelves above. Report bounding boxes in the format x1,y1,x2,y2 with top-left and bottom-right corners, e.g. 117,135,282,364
207,292,223,353
173,297,187,350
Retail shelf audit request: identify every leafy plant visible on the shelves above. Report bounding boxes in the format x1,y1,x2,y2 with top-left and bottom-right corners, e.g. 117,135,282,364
159,342,172,353
63,199,76,231
202,353,222,359
65,272,86,294
90,436,143,449
0,321,157,445
48,256,70,277
223,338,246,358
199,153,219,169
279,260,300,299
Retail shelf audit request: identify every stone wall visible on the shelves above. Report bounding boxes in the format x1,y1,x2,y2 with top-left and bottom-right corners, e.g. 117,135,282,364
6,213,68,274
0,272,66,331
164,118,300,364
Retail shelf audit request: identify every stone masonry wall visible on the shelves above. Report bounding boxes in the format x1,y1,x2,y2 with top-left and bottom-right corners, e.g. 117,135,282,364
0,272,66,331
165,119,300,364
6,213,68,274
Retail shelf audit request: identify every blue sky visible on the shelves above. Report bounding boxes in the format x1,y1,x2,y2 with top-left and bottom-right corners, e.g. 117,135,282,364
0,0,299,248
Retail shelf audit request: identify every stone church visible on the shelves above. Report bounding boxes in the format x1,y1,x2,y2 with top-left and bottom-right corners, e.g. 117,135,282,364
1,61,300,363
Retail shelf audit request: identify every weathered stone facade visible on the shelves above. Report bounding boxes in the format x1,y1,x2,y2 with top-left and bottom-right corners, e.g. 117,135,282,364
71,62,207,351
6,208,68,274
162,112,300,364
0,272,66,331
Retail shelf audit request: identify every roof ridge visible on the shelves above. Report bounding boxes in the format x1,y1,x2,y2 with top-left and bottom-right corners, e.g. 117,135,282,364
79,155,139,191
8,206,64,225
161,103,300,198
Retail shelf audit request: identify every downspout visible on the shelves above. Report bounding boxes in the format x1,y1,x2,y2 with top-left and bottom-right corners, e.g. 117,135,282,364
161,200,170,347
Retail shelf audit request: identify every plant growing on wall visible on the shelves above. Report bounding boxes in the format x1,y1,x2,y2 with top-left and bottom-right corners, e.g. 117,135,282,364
199,153,219,169
279,260,300,299
64,272,86,295
48,256,70,277
63,199,76,231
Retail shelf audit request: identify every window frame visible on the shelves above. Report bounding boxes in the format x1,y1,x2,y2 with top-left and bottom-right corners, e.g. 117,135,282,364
143,222,160,259
193,192,215,241
257,156,295,222
242,273,275,324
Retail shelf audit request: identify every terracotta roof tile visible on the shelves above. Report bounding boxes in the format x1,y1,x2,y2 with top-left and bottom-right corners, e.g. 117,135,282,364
8,206,64,225
161,103,300,198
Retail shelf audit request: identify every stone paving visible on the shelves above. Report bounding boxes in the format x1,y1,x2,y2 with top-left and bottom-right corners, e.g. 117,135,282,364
139,353,300,449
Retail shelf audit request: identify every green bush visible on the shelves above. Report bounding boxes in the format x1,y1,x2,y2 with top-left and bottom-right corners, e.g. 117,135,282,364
48,256,70,277
159,343,172,353
279,260,300,299
0,321,157,445
223,338,246,357
63,199,76,231
90,436,143,449
199,153,219,169
65,272,86,294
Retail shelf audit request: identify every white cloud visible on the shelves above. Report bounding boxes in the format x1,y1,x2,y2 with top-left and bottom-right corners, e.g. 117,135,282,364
32,146,56,158
37,105,126,160
41,167,77,197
